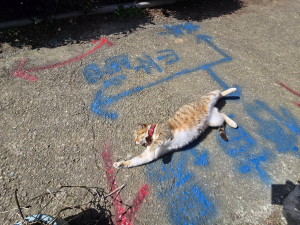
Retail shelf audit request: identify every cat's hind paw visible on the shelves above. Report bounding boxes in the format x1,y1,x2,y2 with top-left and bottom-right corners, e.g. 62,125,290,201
230,121,238,129
113,161,125,169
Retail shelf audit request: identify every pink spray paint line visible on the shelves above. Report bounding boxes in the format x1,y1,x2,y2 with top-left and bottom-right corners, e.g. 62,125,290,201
13,38,113,81
101,143,149,225
276,81,300,107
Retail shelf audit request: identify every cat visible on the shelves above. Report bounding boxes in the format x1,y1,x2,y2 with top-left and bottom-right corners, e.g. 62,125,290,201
113,88,238,169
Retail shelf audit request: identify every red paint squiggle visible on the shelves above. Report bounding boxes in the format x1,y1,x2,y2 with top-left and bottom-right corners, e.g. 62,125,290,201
14,38,113,81
277,81,300,107
101,143,148,225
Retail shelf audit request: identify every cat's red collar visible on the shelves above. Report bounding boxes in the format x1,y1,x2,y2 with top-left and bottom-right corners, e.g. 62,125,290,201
145,124,156,146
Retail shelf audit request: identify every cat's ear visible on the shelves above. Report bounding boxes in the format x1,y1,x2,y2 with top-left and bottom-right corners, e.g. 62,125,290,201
137,123,146,129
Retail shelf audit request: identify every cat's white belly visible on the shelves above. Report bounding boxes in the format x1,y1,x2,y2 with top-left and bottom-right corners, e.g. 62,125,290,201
168,128,201,149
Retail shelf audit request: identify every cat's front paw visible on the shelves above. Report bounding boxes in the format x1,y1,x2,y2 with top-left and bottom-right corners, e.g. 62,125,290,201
113,161,125,169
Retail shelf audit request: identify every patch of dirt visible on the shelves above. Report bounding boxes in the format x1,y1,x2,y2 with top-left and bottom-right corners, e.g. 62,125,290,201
266,208,283,225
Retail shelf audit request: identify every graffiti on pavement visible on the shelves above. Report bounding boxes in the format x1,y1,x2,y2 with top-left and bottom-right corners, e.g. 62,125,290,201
101,143,148,225
85,24,237,119
146,147,215,225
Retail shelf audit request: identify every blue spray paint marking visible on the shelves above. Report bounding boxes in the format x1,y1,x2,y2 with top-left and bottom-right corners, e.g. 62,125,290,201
105,55,131,71
160,25,183,37
158,22,199,37
244,151,270,179
84,49,181,84
217,101,300,184
83,64,102,84
134,55,162,74
104,75,126,88
255,101,300,134
196,35,242,97
190,148,209,166
146,148,215,224
90,33,234,119
216,119,273,183
246,101,299,154
170,186,215,225
157,49,180,64
84,55,130,84
177,23,200,34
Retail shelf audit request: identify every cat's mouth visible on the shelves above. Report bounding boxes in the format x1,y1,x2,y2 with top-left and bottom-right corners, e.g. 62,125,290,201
144,138,152,147
136,139,149,147
143,142,150,147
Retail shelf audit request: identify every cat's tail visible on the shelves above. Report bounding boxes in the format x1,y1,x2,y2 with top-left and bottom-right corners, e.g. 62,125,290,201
221,88,236,96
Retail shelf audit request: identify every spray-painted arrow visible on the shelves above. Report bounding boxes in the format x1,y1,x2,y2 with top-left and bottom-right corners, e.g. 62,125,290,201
13,38,112,81
92,34,236,120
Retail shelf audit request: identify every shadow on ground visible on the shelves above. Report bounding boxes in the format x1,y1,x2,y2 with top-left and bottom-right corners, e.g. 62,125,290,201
65,208,113,225
162,0,244,21
272,181,300,225
9,186,114,225
0,0,243,52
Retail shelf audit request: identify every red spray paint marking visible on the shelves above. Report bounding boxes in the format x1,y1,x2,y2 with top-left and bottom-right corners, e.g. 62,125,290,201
13,38,113,81
277,81,300,107
101,143,149,225
14,59,38,81
277,81,300,98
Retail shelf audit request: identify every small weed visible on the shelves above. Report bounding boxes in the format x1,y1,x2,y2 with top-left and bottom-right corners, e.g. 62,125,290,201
114,5,144,18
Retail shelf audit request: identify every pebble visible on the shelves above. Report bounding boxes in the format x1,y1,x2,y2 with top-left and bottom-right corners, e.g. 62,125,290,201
10,172,14,176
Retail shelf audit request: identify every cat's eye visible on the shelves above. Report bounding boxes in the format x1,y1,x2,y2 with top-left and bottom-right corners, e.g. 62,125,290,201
138,123,145,129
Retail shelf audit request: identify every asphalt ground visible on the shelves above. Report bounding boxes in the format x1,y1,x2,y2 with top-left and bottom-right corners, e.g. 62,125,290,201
1,0,300,224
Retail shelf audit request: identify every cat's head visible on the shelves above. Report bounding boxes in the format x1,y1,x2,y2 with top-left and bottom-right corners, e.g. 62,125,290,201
134,124,149,146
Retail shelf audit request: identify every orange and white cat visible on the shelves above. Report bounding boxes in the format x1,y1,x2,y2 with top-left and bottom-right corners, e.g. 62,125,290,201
113,88,238,169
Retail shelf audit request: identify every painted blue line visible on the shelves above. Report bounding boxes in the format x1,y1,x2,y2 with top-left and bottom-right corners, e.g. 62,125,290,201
134,55,163,74
157,49,180,64
197,36,231,59
201,58,231,70
248,151,269,182
99,65,206,105
103,75,126,88
158,22,199,37
159,25,184,37
196,34,233,90
206,68,229,90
